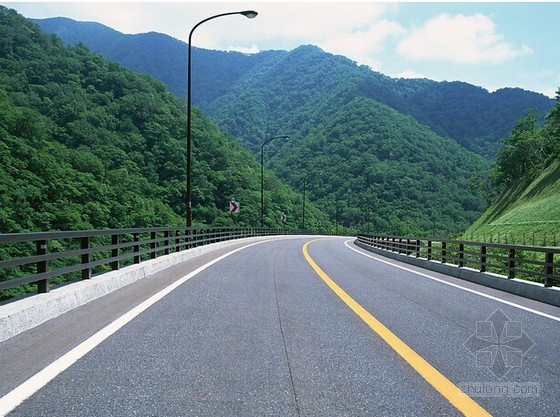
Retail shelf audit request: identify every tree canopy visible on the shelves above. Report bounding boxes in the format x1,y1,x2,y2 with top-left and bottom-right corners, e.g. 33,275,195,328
492,90,560,189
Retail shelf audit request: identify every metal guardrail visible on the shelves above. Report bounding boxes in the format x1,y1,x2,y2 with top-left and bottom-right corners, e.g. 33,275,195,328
0,227,304,296
357,234,560,288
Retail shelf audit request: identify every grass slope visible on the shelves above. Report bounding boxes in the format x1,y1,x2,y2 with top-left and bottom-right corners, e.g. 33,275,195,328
466,160,560,245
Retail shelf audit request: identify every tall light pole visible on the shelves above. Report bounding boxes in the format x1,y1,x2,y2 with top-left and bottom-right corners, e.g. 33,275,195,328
302,173,310,230
335,197,339,235
302,171,321,230
186,10,257,227
260,135,290,227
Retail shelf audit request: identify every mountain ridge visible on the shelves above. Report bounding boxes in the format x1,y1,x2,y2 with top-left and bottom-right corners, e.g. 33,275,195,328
32,16,555,158
27,15,497,234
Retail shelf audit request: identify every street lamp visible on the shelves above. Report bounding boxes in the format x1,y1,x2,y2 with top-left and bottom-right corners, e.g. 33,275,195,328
302,171,321,230
335,197,339,235
260,135,290,227
186,10,257,227
302,173,309,230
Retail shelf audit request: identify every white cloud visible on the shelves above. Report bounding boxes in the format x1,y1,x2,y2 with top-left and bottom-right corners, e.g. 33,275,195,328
226,43,260,54
318,19,406,68
396,13,533,65
392,69,427,79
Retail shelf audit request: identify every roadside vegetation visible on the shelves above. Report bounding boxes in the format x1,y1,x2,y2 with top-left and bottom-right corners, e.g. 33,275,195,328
467,91,560,246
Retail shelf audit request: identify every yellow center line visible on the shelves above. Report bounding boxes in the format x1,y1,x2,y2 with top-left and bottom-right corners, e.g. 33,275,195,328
302,240,492,417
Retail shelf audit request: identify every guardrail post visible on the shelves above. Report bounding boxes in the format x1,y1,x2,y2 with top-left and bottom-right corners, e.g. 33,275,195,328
150,231,157,259
459,243,464,267
36,240,49,293
133,233,140,264
416,239,420,258
480,245,487,273
81,236,91,280
427,240,432,261
175,230,181,252
441,241,447,264
164,231,170,255
508,248,515,279
111,234,119,270
544,251,553,287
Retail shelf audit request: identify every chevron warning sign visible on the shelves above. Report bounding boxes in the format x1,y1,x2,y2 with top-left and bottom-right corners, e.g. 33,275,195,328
229,201,240,213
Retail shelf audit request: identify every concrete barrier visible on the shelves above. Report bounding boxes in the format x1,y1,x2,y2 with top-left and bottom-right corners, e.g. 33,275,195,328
0,236,277,343
355,240,560,307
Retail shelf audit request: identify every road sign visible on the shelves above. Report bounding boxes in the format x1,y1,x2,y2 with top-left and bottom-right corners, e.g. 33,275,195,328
317,220,321,227
280,212,287,222
229,201,240,213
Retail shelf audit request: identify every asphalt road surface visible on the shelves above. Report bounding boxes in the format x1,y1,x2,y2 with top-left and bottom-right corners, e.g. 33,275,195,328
1,237,559,416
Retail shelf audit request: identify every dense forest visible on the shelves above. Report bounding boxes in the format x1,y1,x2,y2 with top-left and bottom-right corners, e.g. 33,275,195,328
268,96,488,235
0,6,329,233
34,17,554,158
200,46,491,235
492,91,560,189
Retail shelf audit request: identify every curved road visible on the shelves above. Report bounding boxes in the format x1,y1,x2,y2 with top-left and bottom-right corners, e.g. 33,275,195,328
1,237,559,416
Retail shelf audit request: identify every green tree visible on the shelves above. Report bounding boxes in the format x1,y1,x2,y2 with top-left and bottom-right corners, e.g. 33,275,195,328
543,88,560,157
492,110,545,187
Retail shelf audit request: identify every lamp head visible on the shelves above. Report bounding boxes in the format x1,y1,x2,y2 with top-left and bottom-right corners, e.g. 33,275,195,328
241,10,258,19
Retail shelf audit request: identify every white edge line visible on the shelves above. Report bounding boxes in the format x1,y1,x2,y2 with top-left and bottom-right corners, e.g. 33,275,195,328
0,237,279,416
344,239,560,323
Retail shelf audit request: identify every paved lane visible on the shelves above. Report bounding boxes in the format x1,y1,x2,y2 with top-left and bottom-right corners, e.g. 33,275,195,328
2,237,559,416
309,239,560,416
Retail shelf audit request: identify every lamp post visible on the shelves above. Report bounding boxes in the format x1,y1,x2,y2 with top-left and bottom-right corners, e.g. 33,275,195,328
335,196,340,235
186,10,257,227
302,173,310,230
302,171,321,230
260,135,290,227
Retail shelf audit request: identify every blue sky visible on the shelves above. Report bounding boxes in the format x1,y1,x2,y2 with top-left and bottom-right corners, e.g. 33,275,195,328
3,1,559,97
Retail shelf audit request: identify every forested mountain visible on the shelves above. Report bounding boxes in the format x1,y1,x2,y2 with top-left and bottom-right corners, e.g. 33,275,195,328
15,13,557,235
190,44,492,234
33,17,555,158
0,6,327,233
28,15,498,235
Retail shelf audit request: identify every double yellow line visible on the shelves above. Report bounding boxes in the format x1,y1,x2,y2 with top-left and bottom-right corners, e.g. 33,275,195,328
302,240,491,417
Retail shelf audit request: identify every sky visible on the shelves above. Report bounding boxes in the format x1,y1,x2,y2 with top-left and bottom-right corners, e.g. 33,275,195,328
2,1,559,98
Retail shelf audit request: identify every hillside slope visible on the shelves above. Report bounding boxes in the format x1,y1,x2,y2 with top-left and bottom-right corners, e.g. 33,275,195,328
268,95,488,235
466,160,560,245
1,7,326,232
